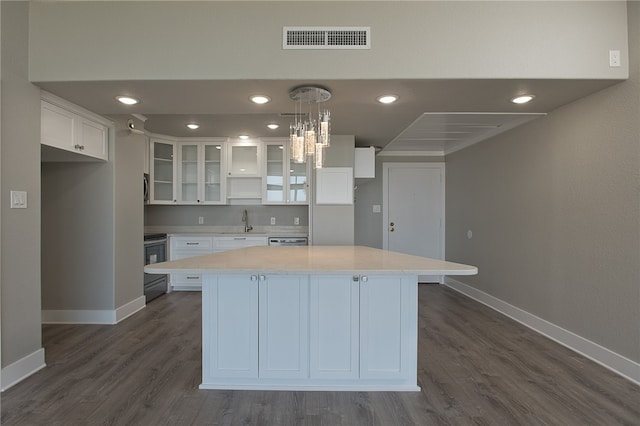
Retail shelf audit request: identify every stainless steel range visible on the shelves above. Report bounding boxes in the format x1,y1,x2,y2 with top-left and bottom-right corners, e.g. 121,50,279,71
144,233,168,302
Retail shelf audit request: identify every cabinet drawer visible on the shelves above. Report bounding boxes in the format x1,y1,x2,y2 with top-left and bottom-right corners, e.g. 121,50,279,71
171,272,202,291
171,236,214,250
172,272,202,284
213,236,268,250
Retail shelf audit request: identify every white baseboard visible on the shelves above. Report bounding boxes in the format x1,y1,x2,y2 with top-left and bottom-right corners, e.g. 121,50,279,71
42,296,146,325
115,296,146,323
443,278,640,386
1,348,46,392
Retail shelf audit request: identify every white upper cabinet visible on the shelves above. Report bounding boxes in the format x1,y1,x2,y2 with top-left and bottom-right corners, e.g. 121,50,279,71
316,167,353,205
177,140,226,204
148,136,309,205
41,92,110,161
354,147,375,178
228,140,262,177
150,138,177,204
263,140,309,205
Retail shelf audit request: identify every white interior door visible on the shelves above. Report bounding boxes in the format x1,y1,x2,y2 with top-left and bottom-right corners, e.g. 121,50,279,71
383,163,445,282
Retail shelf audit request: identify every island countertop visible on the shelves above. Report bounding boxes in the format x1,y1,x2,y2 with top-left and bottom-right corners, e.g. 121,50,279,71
145,245,477,276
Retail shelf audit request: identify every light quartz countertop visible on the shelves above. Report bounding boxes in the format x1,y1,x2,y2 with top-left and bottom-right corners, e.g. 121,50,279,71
145,245,477,276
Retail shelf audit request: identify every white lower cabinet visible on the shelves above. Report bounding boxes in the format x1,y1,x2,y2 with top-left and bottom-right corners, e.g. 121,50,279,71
259,275,309,379
203,275,259,380
200,273,418,390
169,235,267,291
359,275,417,381
169,236,215,290
309,275,359,379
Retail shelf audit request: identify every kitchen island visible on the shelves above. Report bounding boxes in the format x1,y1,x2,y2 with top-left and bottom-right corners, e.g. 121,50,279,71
145,246,477,391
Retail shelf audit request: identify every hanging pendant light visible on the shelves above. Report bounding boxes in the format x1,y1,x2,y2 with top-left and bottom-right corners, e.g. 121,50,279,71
288,85,331,168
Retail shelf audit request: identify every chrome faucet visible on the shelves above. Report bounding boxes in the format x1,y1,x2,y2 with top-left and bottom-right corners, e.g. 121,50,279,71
242,209,253,232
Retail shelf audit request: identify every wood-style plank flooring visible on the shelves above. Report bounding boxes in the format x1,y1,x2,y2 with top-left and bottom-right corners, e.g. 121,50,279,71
2,285,638,425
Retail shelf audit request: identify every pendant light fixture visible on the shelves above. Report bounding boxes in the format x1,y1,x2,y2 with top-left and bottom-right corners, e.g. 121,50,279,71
289,85,331,168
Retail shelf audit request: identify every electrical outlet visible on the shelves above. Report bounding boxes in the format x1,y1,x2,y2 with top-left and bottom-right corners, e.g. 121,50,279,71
270,217,276,225
294,217,300,225
609,50,621,67
198,216,204,225
10,191,27,209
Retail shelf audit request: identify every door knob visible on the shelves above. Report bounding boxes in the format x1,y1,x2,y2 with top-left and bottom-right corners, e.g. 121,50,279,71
389,227,395,232
389,222,395,232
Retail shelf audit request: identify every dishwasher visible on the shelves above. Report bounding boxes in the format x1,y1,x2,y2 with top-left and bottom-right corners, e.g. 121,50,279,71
268,237,308,246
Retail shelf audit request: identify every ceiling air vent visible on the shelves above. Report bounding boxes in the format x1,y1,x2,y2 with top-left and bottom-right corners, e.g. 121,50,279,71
283,27,370,50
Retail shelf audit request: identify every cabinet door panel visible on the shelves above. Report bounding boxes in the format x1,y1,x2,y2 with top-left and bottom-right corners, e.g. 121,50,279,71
259,275,308,379
310,275,359,379
41,102,75,150
203,275,258,379
78,118,107,160
360,275,417,380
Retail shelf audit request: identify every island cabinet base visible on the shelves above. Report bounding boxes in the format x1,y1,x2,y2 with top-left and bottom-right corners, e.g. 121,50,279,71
201,273,419,391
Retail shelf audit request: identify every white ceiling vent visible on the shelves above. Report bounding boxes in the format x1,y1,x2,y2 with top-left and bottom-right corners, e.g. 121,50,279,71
283,27,370,50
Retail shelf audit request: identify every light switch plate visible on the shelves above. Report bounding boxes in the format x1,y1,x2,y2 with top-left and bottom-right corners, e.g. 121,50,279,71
10,191,27,209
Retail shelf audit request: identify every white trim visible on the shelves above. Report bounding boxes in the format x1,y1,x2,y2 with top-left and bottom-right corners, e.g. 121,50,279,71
41,90,113,127
443,278,640,386
115,296,146,323
42,296,146,325
378,150,445,157
1,348,46,392
199,384,419,392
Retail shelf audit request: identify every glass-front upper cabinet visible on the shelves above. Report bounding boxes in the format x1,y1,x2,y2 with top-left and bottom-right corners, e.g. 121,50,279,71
228,140,261,177
203,143,224,203
262,139,308,205
289,160,308,204
177,140,226,204
264,143,285,203
150,138,177,204
179,144,199,203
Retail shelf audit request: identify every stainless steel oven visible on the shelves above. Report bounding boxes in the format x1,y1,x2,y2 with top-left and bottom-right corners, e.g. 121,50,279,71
144,233,168,302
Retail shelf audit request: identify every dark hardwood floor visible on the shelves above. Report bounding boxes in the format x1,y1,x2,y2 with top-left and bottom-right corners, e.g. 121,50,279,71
2,285,638,425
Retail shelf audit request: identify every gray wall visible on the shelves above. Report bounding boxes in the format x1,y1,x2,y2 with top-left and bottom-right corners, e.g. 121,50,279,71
445,2,639,363
42,116,147,311
1,2,42,367
312,135,355,245
28,1,628,81
112,116,145,307
41,162,115,310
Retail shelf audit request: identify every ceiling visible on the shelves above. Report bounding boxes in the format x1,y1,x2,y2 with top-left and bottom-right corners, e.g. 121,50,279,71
36,78,620,154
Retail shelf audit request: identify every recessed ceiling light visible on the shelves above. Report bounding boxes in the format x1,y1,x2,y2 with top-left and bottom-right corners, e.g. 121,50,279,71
116,96,140,105
186,123,200,130
250,95,271,104
239,135,249,140
267,123,279,130
377,95,398,104
511,94,535,104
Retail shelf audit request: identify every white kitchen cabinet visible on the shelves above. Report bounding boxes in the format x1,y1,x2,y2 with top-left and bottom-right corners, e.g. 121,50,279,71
198,271,419,390
309,275,359,379
315,167,353,205
259,275,309,379
150,138,177,204
263,140,309,205
359,275,417,381
355,147,376,178
41,95,109,161
177,140,226,204
203,274,259,380
168,236,215,290
227,140,262,177
213,235,268,252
